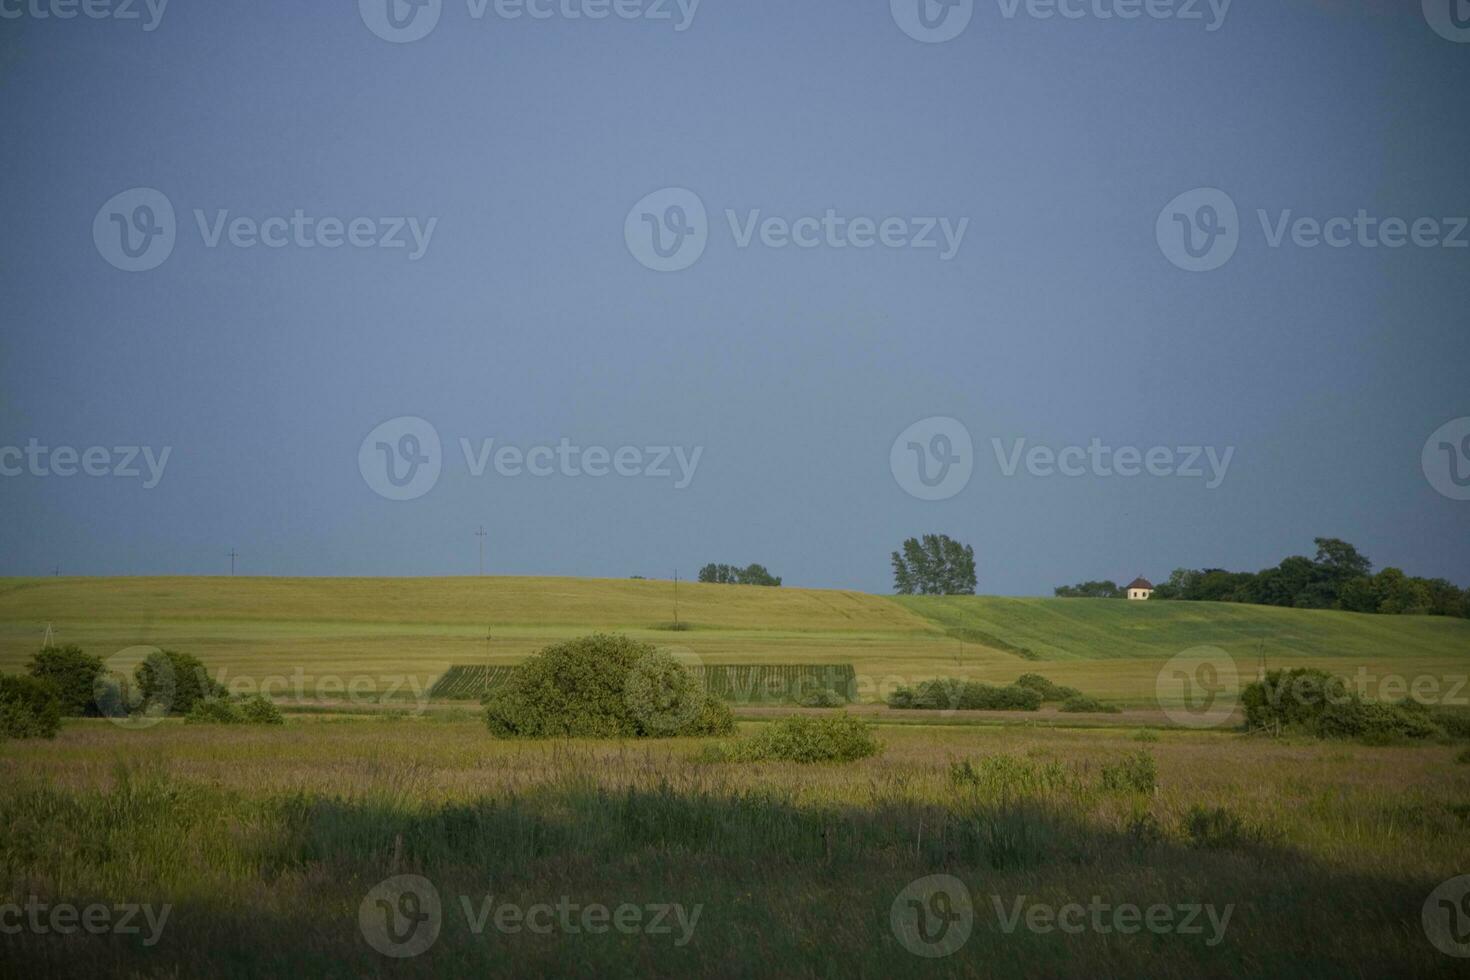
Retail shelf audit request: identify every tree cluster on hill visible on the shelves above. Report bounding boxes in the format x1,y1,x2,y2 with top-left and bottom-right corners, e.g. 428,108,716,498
697,563,782,587
891,534,977,596
1151,538,1468,618
1053,580,1125,599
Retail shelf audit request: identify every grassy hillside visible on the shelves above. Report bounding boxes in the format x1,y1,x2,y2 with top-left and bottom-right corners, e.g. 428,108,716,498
2,577,1464,708
895,595,1470,662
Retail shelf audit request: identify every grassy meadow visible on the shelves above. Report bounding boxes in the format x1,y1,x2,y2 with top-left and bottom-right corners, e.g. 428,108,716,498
2,576,1468,975
1,717,1467,977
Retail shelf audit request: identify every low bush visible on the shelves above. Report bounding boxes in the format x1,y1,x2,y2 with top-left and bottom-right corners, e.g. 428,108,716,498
1100,751,1157,794
1060,695,1120,714
186,694,285,726
483,634,733,739
1431,708,1470,740
1015,673,1082,702
731,714,879,763
0,675,63,740
1457,748,1470,765
886,679,1041,712
26,645,105,716
798,688,847,708
1242,668,1443,742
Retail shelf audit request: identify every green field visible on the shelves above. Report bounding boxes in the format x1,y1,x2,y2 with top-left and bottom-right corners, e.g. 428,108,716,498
1,576,1466,709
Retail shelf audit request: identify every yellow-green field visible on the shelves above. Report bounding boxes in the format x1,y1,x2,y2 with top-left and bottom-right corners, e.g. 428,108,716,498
1,576,1466,708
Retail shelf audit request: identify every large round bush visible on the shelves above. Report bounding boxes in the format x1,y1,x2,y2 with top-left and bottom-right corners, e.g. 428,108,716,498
26,645,105,716
0,675,63,740
483,634,733,738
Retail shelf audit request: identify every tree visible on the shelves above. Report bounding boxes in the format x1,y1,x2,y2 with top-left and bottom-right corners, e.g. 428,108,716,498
26,645,105,716
891,534,976,596
697,563,782,587
1054,580,1123,598
1313,538,1372,582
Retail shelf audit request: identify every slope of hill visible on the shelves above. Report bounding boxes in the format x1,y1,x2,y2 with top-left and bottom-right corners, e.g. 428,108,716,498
895,595,1470,662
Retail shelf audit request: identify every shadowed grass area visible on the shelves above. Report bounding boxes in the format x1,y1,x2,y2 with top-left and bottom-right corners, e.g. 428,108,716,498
1,719,1467,976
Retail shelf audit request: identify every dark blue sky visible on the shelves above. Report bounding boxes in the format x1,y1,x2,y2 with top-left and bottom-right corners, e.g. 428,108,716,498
1,0,1466,594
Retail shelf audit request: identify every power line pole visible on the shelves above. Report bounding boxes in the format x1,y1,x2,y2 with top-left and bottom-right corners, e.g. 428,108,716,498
475,526,487,576
228,549,239,576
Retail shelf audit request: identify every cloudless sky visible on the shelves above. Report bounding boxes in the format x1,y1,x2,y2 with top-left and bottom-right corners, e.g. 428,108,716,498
1,0,1467,594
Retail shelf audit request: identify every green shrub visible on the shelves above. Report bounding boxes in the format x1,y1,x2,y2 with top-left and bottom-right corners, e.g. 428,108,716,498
798,688,847,708
1132,729,1160,743
483,634,732,739
1015,673,1082,702
1060,695,1120,714
135,650,227,716
1100,751,1157,794
731,714,879,763
26,645,105,716
239,695,285,725
1457,748,1470,765
186,695,286,726
1431,708,1470,740
186,698,244,725
0,675,63,740
1242,668,1443,742
886,679,1041,712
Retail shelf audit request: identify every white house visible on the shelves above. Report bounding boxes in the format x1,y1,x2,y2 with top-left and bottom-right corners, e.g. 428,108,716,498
1126,577,1154,601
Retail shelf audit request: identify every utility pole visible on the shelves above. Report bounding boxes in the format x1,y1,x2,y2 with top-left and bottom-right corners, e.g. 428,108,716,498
51,565,60,577
228,549,239,576
42,623,54,649
475,525,487,576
